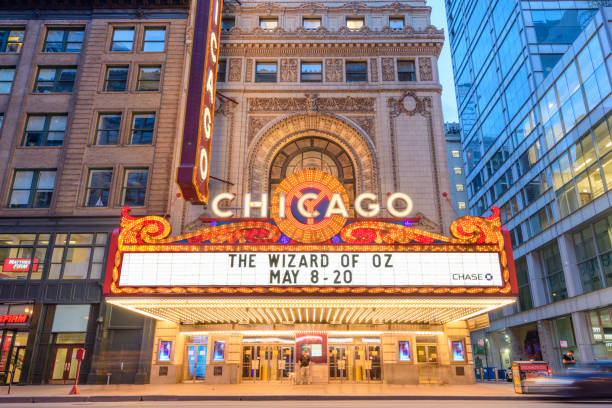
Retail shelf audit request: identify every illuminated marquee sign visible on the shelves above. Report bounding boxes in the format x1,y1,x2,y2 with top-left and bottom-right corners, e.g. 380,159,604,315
177,0,224,204
104,170,517,297
0,315,28,324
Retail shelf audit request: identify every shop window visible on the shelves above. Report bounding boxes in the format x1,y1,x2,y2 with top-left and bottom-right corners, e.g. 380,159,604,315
255,62,277,83
589,307,612,360
110,27,134,51
555,315,578,361
104,66,129,92
136,66,161,91
8,169,56,209
389,17,404,30
95,113,121,145
34,66,77,93
303,18,321,30
85,169,113,207
300,61,322,82
397,60,415,81
0,233,50,280
217,60,226,82
0,28,24,53
346,17,364,31
345,61,367,82
49,233,107,280
122,168,149,207
259,17,278,31
143,27,165,52
22,114,67,147
44,27,84,53
541,243,568,303
0,67,15,94
129,113,155,145
221,17,235,31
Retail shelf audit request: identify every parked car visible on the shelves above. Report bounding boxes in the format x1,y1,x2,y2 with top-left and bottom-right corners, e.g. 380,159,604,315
522,361,612,398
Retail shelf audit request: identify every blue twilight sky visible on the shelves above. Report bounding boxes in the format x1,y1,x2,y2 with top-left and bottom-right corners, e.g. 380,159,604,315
427,0,459,123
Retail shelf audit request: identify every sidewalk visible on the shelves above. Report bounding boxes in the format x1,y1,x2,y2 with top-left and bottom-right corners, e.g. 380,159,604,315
0,382,548,403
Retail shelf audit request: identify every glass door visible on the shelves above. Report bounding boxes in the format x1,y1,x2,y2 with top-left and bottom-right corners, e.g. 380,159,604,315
242,345,294,381
187,344,207,380
366,345,382,381
50,345,80,384
242,345,261,380
278,345,294,380
329,345,348,380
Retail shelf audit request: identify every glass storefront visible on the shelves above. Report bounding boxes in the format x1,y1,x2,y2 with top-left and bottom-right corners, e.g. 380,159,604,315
589,307,612,359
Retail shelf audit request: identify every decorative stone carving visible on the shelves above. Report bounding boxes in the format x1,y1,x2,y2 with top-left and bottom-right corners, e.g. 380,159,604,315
215,99,235,117
245,59,253,82
248,96,376,113
325,59,343,82
280,59,298,82
382,58,395,81
247,116,274,144
350,116,376,144
419,57,433,81
370,58,379,82
228,58,242,82
388,91,432,118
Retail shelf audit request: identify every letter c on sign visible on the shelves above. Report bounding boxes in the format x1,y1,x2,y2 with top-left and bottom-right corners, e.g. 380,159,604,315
212,192,235,218
387,193,413,218
203,107,212,140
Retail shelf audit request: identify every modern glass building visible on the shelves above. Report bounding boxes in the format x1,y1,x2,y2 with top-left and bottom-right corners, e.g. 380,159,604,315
446,1,612,370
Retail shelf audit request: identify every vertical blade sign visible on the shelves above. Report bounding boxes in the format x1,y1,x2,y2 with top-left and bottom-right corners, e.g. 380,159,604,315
177,0,224,204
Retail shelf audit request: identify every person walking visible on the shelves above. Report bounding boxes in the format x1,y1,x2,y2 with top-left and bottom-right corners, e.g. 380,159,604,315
299,349,311,384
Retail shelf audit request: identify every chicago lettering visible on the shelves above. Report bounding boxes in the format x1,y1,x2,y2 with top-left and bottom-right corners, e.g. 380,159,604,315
211,192,414,218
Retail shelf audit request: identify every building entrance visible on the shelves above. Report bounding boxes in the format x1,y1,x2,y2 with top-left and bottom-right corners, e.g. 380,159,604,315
241,344,295,381
0,331,28,384
50,345,81,384
187,344,207,380
328,343,382,382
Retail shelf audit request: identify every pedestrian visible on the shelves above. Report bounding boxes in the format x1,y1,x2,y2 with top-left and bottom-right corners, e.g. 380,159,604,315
562,350,576,368
299,349,311,384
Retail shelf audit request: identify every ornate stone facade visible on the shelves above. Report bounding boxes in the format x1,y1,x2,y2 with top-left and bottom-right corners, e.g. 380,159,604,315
228,58,242,82
325,59,343,82
382,57,396,81
280,58,298,82
419,56,433,81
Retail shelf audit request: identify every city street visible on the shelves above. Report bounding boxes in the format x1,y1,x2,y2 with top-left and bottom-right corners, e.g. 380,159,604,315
1,401,611,407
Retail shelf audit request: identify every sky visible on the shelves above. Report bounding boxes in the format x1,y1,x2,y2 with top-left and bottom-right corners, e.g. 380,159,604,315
427,0,459,123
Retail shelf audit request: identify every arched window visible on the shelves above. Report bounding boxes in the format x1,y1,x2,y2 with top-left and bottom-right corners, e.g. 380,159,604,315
269,137,356,201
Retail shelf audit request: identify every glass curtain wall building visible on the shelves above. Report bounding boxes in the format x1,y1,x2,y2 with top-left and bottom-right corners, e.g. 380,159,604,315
446,1,612,370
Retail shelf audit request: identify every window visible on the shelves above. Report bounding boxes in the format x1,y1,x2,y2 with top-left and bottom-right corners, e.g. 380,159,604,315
515,257,533,311
0,67,15,93
22,115,67,147
0,113,3,130
217,60,227,83
136,66,161,91
301,61,322,82
397,60,416,81
453,167,463,175
0,28,24,53
50,233,108,280
303,18,321,30
111,27,134,51
34,67,77,93
541,243,567,302
0,233,50,280
259,18,278,30
573,226,603,293
44,28,84,52
130,113,155,145
458,202,466,210
532,9,596,44
589,307,612,360
255,62,277,83
345,61,367,82
451,150,460,158
104,66,128,92
389,17,404,30
346,17,365,31
95,113,121,145
122,168,149,206
221,17,235,31
143,27,165,52
85,169,113,207
540,54,563,76
456,184,464,192
8,169,56,208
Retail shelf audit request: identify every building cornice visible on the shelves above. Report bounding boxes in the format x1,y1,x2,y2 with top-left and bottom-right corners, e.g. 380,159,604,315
223,1,431,15
0,0,189,10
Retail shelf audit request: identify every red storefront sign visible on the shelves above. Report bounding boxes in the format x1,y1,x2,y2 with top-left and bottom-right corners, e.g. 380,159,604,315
177,0,224,204
0,315,28,324
519,363,548,371
3,258,38,272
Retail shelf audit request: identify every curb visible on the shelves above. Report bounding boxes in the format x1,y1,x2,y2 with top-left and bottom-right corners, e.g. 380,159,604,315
0,395,609,403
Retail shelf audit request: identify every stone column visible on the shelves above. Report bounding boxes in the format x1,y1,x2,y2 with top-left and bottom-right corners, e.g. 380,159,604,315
537,319,560,371
526,251,549,307
557,233,582,298
571,311,595,362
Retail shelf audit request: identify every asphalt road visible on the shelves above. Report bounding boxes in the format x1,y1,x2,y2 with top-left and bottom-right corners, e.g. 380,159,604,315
2,401,611,407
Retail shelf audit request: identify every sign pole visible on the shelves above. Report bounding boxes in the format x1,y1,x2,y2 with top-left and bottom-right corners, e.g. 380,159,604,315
69,348,85,395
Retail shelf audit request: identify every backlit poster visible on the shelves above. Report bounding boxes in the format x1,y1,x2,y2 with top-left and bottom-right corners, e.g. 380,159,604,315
452,340,465,362
158,340,172,362
398,341,411,361
213,340,225,361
